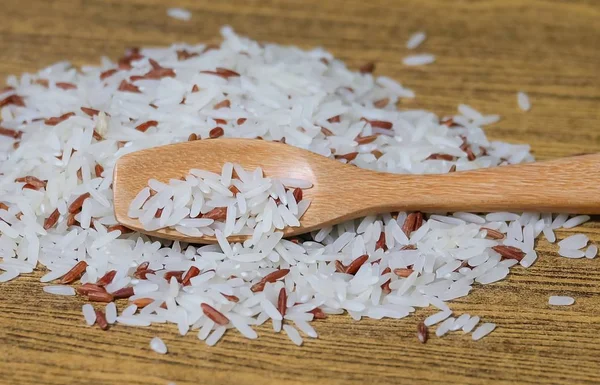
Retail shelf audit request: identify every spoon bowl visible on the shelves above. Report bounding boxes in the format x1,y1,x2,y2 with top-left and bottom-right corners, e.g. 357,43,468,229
113,139,600,244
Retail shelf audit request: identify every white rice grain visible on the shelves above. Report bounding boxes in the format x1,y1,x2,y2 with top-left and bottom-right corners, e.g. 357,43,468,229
406,32,426,49
82,304,96,326
558,234,588,250
462,316,480,333
548,296,575,306
471,322,496,340
105,302,117,324
0,268,19,283
435,317,456,337
283,324,303,346
205,326,226,346
403,54,435,66
562,215,590,229
585,244,598,259
424,310,452,327
517,92,531,111
167,8,191,21
150,337,168,354
43,285,76,296
558,248,585,259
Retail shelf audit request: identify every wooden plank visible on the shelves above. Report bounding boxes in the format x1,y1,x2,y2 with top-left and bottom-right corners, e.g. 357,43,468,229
0,0,599,384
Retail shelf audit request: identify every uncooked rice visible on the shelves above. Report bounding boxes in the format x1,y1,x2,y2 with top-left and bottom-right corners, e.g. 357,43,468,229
462,315,480,333
517,91,531,111
424,310,452,326
129,164,309,237
403,54,436,66
585,245,598,259
562,215,591,229
435,317,455,337
82,303,96,325
548,296,575,306
0,26,596,350
558,234,588,249
558,248,585,258
42,285,76,296
167,8,191,21
283,324,303,346
471,322,496,340
150,336,168,354
105,302,117,324
406,32,426,49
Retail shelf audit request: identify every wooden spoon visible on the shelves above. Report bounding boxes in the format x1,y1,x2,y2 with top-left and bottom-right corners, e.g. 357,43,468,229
113,139,600,244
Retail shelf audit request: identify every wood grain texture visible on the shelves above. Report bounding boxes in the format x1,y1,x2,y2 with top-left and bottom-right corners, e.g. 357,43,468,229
1,0,600,384
114,140,600,244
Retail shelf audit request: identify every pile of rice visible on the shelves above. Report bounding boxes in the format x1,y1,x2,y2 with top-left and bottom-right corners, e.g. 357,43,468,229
128,164,311,239
0,26,596,348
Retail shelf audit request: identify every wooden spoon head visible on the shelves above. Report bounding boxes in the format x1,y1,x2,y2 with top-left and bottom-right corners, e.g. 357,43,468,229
113,138,355,244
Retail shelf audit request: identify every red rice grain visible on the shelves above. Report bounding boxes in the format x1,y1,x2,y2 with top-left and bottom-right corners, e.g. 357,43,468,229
112,287,135,299
355,135,378,145
182,267,201,286
68,193,91,213
135,120,158,132
361,118,393,130
0,94,25,108
81,107,100,117
76,283,106,296
56,82,77,90
374,98,389,108
402,212,423,236
202,207,228,221
164,271,184,283
492,245,526,261
417,321,428,343
214,100,231,109
394,268,414,278
277,288,287,317
95,310,109,330
263,269,290,283
334,152,358,161
132,298,154,308
60,261,88,284
43,209,60,230
117,80,141,93
99,69,118,80
0,127,23,139
201,303,230,325
177,49,199,60
96,270,117,286
375,232,386,251
95,163,104,177
15,176,46,189
221,293,240,303
345,255,369,275
209,127,225,138
359,62,375,74
309,308,327,319
481,227,505,240
44,112,75,126
292,187,303,203
118,48,144,70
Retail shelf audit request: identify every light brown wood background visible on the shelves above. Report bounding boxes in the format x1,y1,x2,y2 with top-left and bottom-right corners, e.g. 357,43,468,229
1,0,600,384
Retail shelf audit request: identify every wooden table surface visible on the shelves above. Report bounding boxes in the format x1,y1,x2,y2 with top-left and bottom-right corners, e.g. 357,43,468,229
1,0,600,384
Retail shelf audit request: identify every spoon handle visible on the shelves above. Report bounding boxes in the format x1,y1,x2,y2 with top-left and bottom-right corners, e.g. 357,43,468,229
358,153,600,214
